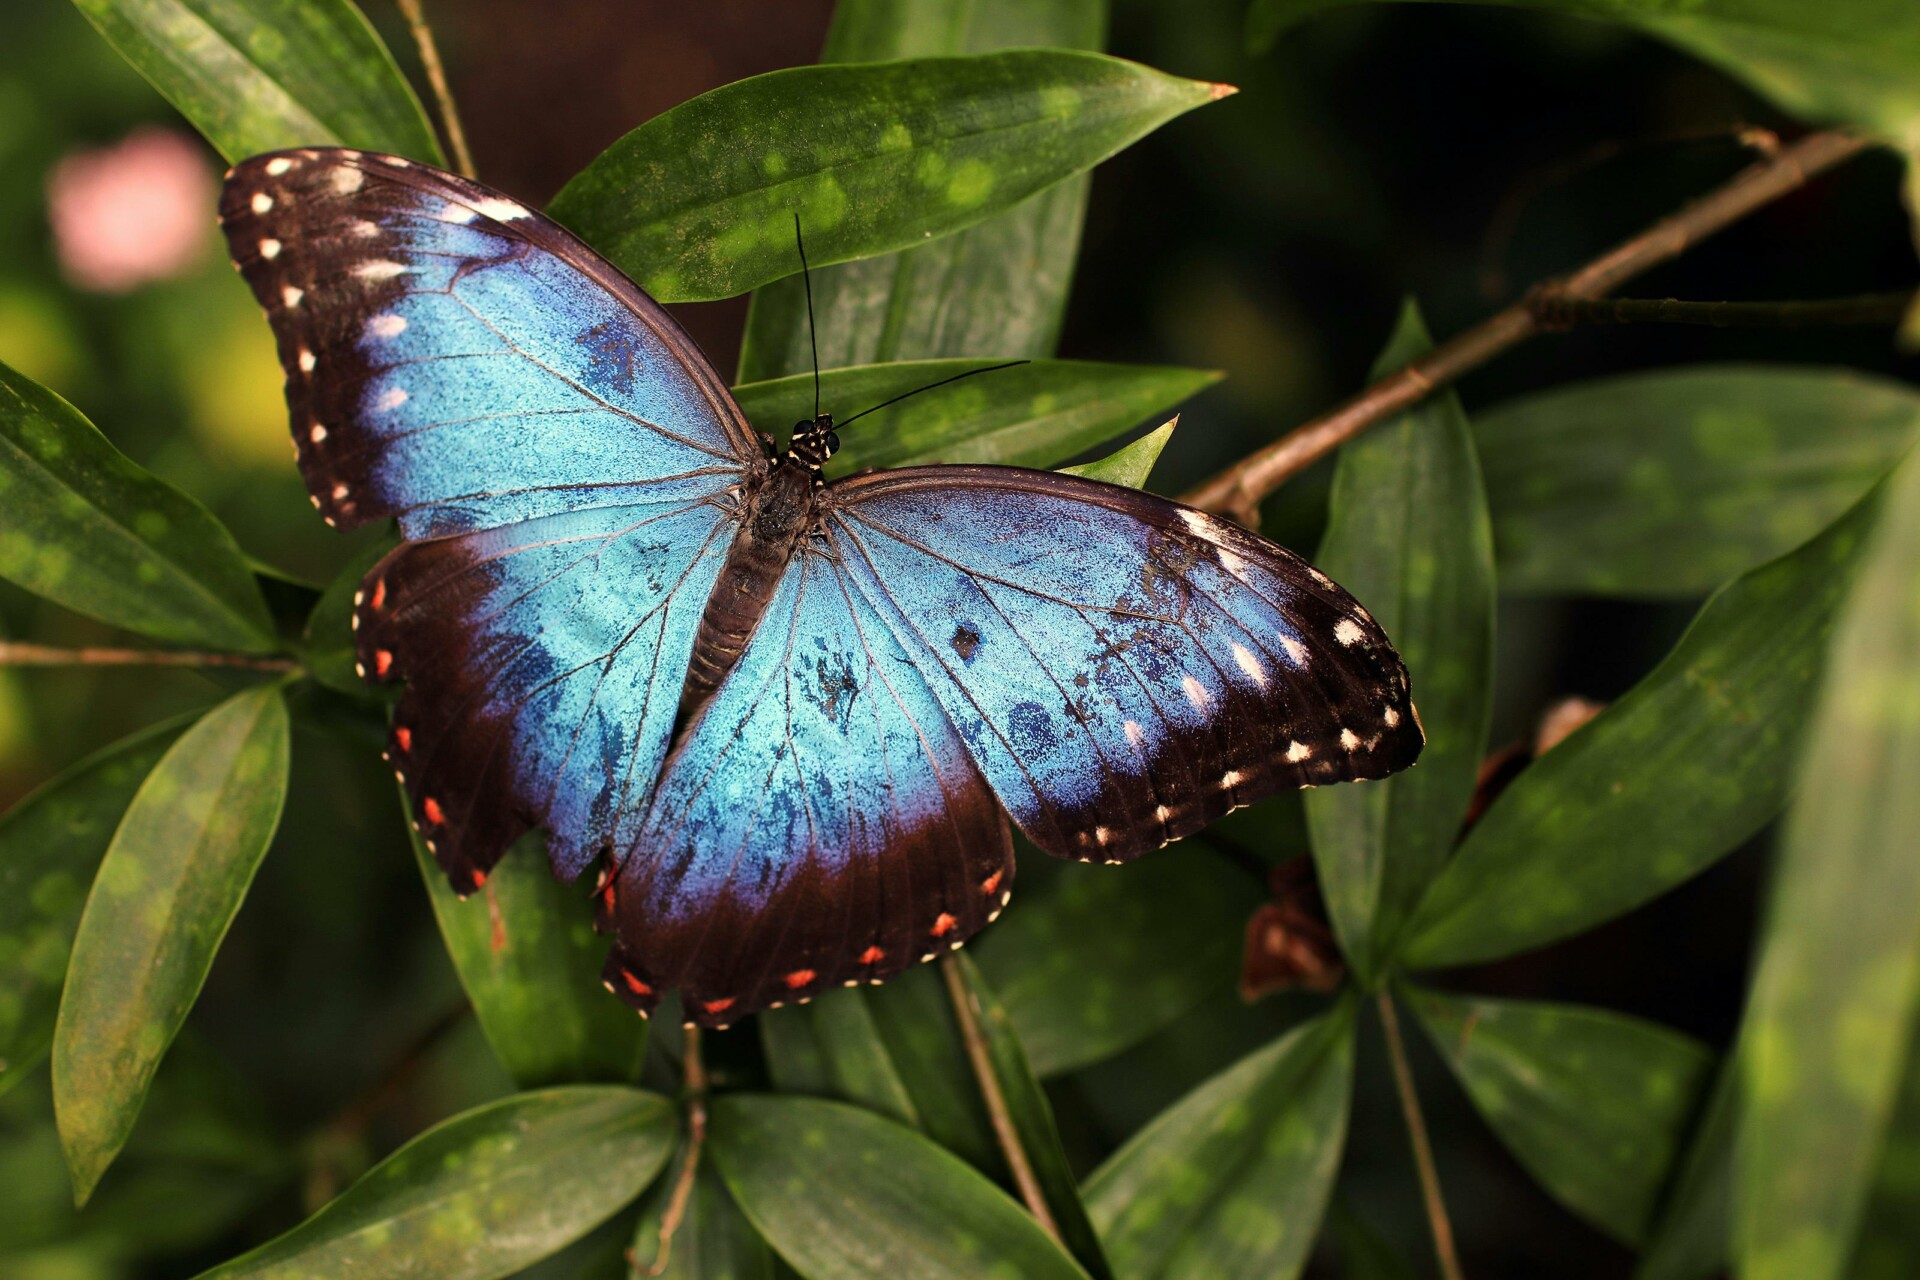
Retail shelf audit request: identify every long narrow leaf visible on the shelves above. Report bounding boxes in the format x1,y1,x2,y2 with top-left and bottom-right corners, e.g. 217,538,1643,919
53,686,290,1203
0,359,276,652
628,1151,775,1280
549,51,1227,303
1738,451,1920,1280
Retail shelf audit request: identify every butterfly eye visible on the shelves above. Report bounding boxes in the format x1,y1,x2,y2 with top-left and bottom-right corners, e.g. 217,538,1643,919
825,431,840,455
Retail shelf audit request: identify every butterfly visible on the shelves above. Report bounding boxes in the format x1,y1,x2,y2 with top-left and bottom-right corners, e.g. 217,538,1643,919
220,148,1423,1027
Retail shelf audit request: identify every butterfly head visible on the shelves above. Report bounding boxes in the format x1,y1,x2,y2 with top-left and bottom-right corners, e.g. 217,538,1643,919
788,413,840,474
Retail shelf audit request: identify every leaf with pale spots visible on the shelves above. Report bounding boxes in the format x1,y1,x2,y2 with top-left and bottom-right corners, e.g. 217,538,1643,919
1059,418,1177,490
736,0,1107,381
1403,986,1713,1245
1737,449,1920,1280
1400,480,1887,970
1306,301,1495,985
69,0,444,164
548,50,1227,303
709,1093,1091,1280
1636,1058,1741,1280
0,360,278,653
191,1086,677,1279
53,686,289,1204
1475,366,1920,597
1085,1000,1356,1280
0,715,193,1098
731,360,1214,477
628,1148,775,1280
409,810,646,1089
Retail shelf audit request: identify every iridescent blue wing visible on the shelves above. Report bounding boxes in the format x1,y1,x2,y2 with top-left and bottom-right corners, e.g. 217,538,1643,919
826,466,1424,863
219,148,755,537
600,551,1012,1027
220,149,757,884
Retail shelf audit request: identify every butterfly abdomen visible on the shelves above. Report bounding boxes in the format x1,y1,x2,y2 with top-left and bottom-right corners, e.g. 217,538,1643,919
675,461,817,735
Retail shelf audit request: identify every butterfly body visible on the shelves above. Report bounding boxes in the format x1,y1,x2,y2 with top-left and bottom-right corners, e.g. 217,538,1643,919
220,148,1423,1026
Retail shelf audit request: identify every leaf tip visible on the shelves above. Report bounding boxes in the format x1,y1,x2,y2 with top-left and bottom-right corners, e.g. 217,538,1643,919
1208,82,1239,101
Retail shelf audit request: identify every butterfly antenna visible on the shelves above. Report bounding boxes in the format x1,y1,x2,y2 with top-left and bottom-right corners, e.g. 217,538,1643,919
794,213,821,420
837,360,1030,430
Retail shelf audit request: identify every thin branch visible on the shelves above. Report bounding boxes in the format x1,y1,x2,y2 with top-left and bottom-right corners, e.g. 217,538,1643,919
648,1025,710,1275
1532,291,1914,329
940,955,1063,1244
1377,990,1465,1280
1181,129,1876,524
0,641,299,671
394,0,476,178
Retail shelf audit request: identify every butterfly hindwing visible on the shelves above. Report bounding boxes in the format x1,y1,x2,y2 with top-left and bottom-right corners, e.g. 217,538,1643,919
602,551,1012,1026
219,148,754,537
826,466,1423,864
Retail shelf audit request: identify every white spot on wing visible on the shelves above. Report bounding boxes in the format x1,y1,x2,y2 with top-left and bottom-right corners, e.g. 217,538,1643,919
330,167,365,195
331,482,349,500
1155,804,1172,823
309,423,328,443
369,313,408,338
1340,728,1361,751
1384,706,1400,727
1181,675,1210,709
1231,642,1267,686
258,238,281,259
297,348,315,372
1280,636,1307,666
1334,619,1365,647
351,219,379,238
251,192,274,214
1221,770,1244,790
1123,719,1146,748
1286,740,1312,762
1216,545,1250,579
378,387,410,410
354,260,409,280
281,285,303,308
265,157,294,176
469,196,531,222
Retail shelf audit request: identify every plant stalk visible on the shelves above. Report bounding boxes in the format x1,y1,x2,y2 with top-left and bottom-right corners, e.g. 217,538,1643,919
940,955,1063,1244
649,1024,710,1275
1180,129,1875,524
1378,990,1466,1280
395,0,476,178
0,642,299,671
1531,291,1913,329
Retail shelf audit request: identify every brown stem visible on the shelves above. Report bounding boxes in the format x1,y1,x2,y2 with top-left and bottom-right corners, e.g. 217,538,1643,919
394,0,476,178
1180,129,1875,524
940,955,1063,1244
1532,291,1913,329
0,641,299,671
1377,990,1465,1280
649,1025,710,1275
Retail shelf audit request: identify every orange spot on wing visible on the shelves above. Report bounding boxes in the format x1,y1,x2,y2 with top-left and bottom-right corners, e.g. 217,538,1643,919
622,971,653,997
370,577,387,610
784,968,817,989
470,867,487,887
981,870,1003,896
374,648,393,676
423,796,445,825
931,912,958,938
393,725,412,752
859,946,886,965
701,997,735,1015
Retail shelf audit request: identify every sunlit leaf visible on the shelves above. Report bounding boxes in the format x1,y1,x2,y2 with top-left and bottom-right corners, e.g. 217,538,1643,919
1404,987,1712,1244
0,359,276,652
1306,302,1494,984
1059,419,1177,489
194,1087,676,1279
730,359,1216,476
0,716,192,1098
1738,451,1920,1280
710,1093,1088,1280
1475,366,1920,597
1086,1001,1355,1280
68,0,444,163
549,51,1227,303
736,0,1108,380
53,686,290,1204
1401,482,1886,969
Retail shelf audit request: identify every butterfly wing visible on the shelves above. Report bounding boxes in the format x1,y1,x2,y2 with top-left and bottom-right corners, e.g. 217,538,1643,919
601,550,1012,1027
219,148,755,537
220,149,759,884
824,466,1424,863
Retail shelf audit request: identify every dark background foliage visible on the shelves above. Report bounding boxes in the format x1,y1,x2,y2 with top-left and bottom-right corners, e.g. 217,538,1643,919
0,1,1916,1278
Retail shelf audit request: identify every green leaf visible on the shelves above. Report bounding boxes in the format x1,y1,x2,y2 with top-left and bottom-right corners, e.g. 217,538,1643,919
1059,419,1176,489
302,536,395,696
0,359,277,652
1306,302,1495,984
1403,987,1712,1245
628,1152,774,1280
411,817,645,1089
1635,1059,1740,1280
52,686,290,1204
973,846,1256,1077
68,0,443,164
1475,366,1920,598
548,51,1227,303
0,716,193,1098
194,1086,676,1279
1850,1016,1920,1280
1326,1198,1418,1280
758,987,922,1130
733,360,1215,476
1401,481,1886,969
950,957,1113,1280
736,0,1108,380
1086,1002,1356,1280
1246,0,1920,144
1737,450,1920,1280
709,1093,1089,1280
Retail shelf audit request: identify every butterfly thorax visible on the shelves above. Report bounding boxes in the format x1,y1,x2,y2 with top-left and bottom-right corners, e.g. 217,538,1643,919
674,416,839,738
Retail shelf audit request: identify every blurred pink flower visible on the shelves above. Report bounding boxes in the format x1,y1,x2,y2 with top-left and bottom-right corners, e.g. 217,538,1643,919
47,127,215,292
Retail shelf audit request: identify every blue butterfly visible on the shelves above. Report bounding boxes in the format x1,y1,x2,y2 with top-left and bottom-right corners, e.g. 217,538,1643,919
221,149,1422,1026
